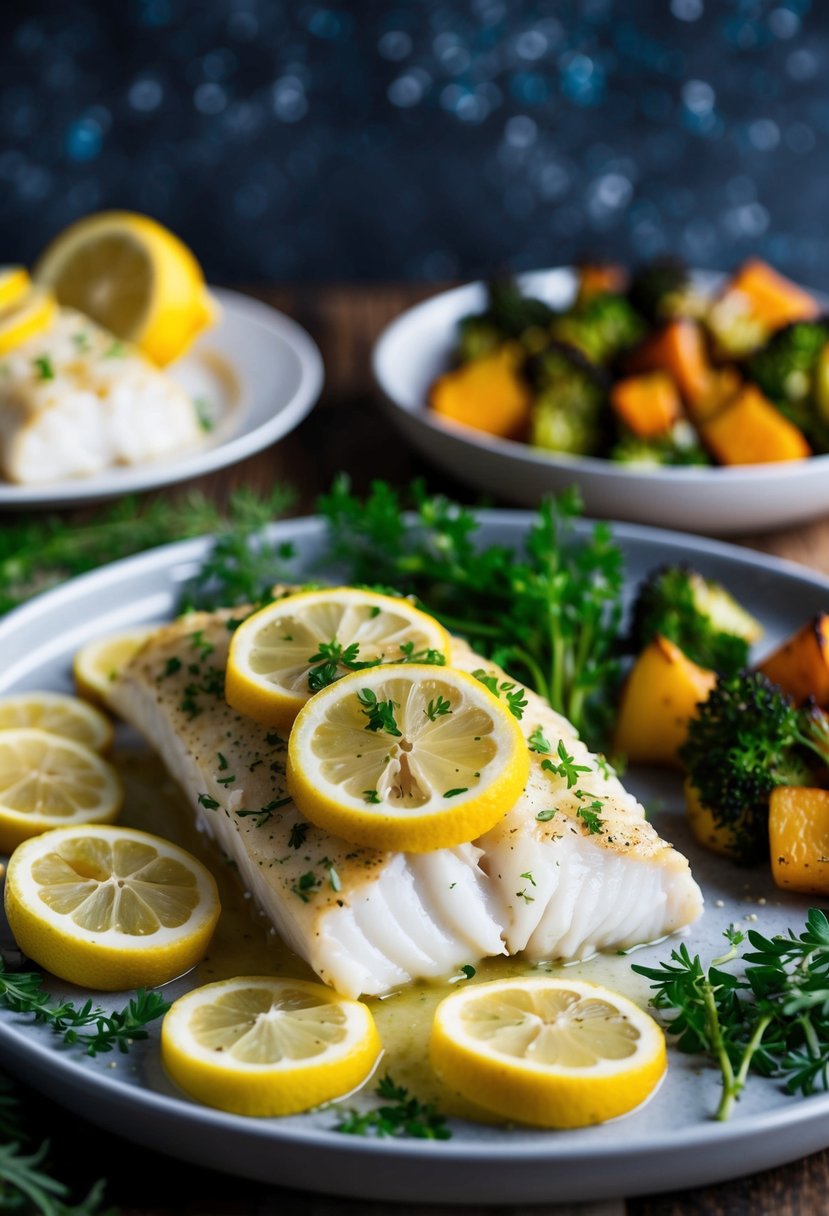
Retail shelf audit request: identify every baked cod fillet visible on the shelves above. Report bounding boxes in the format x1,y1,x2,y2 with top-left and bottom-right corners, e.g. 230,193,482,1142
0,308,202,484
108,612,703,997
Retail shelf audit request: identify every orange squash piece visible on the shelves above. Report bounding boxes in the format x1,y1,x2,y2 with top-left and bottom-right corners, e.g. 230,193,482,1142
577,263,628,303
770,786,829,894
612,636,717,767
759,615,829,706
702,385,811,465
430,347,532,440
726,259,820,331
626,320,714,414
610,372,681,439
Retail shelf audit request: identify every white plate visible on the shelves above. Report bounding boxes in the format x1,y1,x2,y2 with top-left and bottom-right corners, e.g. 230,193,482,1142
0,514,828,1204
373,268,829,536
0,289,324,509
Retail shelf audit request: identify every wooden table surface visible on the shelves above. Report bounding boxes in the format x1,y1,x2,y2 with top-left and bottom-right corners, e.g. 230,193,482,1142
8,284,829,1215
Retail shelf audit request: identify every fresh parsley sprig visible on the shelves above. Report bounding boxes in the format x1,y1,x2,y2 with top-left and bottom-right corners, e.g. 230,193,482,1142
318,478,624,748
334,1074,450,1140
0,961,169,1056
633,909,829,1120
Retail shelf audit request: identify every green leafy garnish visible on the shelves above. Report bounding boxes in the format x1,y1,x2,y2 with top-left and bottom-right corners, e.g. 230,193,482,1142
473,671,528,720
357,689,401,737
540,740,591,789
335,1074,450,1139
425,695,452,721
32,356,54,381
633,909,829,1120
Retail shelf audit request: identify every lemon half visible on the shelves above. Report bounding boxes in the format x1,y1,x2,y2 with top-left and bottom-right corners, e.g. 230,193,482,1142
162,976,381,1116
0,728,122,852
35,211,215,364
286,663,529,853
430,977,666,1129
0,286,57,355
4,825,220,990
226,588,451,731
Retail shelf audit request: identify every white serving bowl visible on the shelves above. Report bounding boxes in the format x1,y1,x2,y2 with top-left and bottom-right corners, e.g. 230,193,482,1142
373,267,829,536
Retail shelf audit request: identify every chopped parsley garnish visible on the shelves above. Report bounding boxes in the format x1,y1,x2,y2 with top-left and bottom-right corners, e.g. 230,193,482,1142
194,396,217,432
363,789,382,804
32,355,54,381
357,688,401,736
424,695,452,721
335,1074,450,1140
104,340,127,358
288,822,310,849
535,808,556,822
540,740,591,789
197,793,220,810
237,797,292,828
443,788,468,798
527,725,552,754
473,671,527,720
291,871,320,902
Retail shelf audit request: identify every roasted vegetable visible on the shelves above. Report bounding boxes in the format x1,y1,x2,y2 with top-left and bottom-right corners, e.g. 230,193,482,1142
759,615,829,706
707,260,820,359
457,281,555,362
628,565,762,675
528,342,608,456
627,259,692,326
577,263,628,304
612,636,717,767
702,384,811,465
684,780,742,858
551,292,647,366
770,785,829,894
430,347,532,439
679,671,829,863
626,320,714,414
610,371,681,439
746,322,829,453
609,423,710,467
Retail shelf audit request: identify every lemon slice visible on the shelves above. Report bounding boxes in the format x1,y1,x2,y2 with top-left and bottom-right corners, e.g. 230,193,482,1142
35,211,215,365
430,977,666,1129
0,286,57,355
0,692,113,753
161,976,381,1116
226,588,451,731
286,664,529,852
73,628,155,708
0,266,30,310
4,825,220,990
0,728,122,852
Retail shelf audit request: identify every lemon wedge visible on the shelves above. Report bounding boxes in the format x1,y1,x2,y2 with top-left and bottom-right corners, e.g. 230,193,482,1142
286,664,529,852
4,825,220,990
73,628,155,708
430,977,666,1128
35,211,215,364
0,692,113,753
0,728,122,852
0,286,57,356
161,976,381,1116
0,266,30,311
226,588,451,731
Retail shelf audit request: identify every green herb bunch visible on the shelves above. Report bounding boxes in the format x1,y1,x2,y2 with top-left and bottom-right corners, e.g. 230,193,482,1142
634,909,829,1120
318,477,624,747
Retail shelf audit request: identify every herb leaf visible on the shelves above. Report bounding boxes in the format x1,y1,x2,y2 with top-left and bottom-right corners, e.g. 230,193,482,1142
335,1073,451,1140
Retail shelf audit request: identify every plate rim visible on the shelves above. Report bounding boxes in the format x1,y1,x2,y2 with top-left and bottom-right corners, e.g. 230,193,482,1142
372,266,829,485
0,287,324,509
2,510,829,1196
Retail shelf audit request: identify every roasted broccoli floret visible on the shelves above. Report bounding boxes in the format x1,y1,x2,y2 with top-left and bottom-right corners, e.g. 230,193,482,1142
629,565,762,674
746,321,829,451
456,281,555,363
679,672,829,863
527,343,608,456
610,422,710,468
551,293,647,366
627,259,693,326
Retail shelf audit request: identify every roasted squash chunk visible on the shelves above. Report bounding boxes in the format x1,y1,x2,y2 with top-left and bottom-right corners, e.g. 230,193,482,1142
769,786,829,894
759,615,829,705
430,347,532,440
613,636,717,767
684,780,742,859
610,372,681,439
626,319,715,415
702,385,811,465
726,259,820,331
577,263,628,304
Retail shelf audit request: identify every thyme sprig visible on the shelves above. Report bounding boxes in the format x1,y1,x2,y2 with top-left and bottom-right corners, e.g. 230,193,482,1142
633,908,829,1120
334,1074,450,1140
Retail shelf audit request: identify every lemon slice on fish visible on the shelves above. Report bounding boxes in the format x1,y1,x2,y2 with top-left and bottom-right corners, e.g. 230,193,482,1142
0,286,57,355
35,211,215,364
286,664,528,853
0,267,30,310
0,728,123,853
0,692,113,753
4,825,220,990
226,588,451,731
161,976,381,1116
73,628,155,708
430,977,666,1129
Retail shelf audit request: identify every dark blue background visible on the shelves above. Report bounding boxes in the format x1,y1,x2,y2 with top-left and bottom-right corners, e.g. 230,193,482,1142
1,0,827,284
